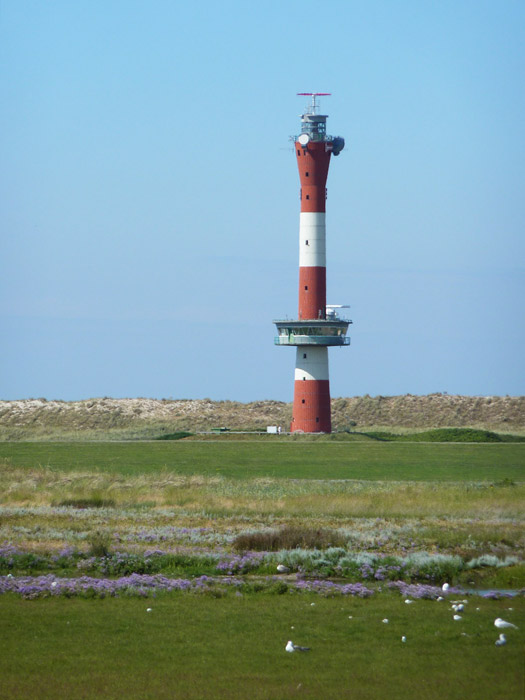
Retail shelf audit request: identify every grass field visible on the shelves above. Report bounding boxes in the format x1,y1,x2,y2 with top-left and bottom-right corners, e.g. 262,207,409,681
1,593,523,700
1,440,524,480
1,438,524,699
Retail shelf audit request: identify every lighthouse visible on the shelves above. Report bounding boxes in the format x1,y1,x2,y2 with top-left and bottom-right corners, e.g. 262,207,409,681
274,94,350,433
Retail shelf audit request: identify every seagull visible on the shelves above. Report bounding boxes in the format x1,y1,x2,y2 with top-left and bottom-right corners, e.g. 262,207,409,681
495,634,507,646
401,636,407,643
456,604,464,612
436,596,444,602
453,615,462,621
404,599,414,604
382,619,389,624
442,583,449,591
494,618,518,630
286,641,310,652
277,564,290,573
146,608,152,612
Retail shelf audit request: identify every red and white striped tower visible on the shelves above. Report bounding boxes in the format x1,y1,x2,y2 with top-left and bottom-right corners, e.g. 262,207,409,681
274,94,350,433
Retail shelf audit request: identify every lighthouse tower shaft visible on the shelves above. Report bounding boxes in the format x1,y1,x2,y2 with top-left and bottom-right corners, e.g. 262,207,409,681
274,94,349,434
294,136,332,431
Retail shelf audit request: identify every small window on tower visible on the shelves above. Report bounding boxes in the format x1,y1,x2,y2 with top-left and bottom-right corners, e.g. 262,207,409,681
305,240,309,245
302,399,305,404
316,417,320,423
297,150,301,156
306,195,310,200
305,172,309,177
303,353,307,359
304,285,308,291
303,377,306,381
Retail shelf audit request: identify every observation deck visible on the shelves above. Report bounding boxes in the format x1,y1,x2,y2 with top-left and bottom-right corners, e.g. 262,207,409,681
274,309,351,347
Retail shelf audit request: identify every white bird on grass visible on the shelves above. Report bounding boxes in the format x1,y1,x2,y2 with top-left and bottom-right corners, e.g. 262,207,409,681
495,634,506,646
286,641,310,653
453,615,462,621
401,636,406,643
442,583,449,591
494,618,518,630
277,564,290,573
404,599,414,604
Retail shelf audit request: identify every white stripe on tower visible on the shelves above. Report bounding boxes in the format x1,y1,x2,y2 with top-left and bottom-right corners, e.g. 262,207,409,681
299,212,326,268
294,346,329,381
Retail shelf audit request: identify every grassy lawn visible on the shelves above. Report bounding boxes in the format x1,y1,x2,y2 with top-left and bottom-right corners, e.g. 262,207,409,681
0,593,523,700
1,438,523,699
0,440,524,480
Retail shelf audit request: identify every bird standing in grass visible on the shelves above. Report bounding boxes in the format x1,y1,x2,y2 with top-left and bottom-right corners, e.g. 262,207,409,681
286,641,310,652
494,618,518,630
495,634,507,646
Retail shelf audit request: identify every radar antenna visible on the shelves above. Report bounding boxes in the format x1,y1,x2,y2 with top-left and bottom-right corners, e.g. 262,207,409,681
297,92,331,114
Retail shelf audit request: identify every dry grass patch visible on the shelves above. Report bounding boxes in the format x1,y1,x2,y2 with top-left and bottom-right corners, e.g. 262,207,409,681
1,465,524,520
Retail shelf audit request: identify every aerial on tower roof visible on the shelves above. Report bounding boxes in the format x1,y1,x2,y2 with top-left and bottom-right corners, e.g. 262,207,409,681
297,92,331,115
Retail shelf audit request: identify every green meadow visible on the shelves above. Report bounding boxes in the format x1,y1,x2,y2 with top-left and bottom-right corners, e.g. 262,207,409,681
1,437,524,699
1,439,524,480
1,593,523,700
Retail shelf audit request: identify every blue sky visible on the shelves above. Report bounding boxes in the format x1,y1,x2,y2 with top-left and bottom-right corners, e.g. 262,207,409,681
1,0,524,401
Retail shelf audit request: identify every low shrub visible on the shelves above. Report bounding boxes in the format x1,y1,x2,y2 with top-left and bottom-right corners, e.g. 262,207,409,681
465,554,519,569
155,432,192,441
363,428,506,442
56,497,116,509
87,530,113,557
0,545,48,573
233,526,346,552
405,552,463,583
